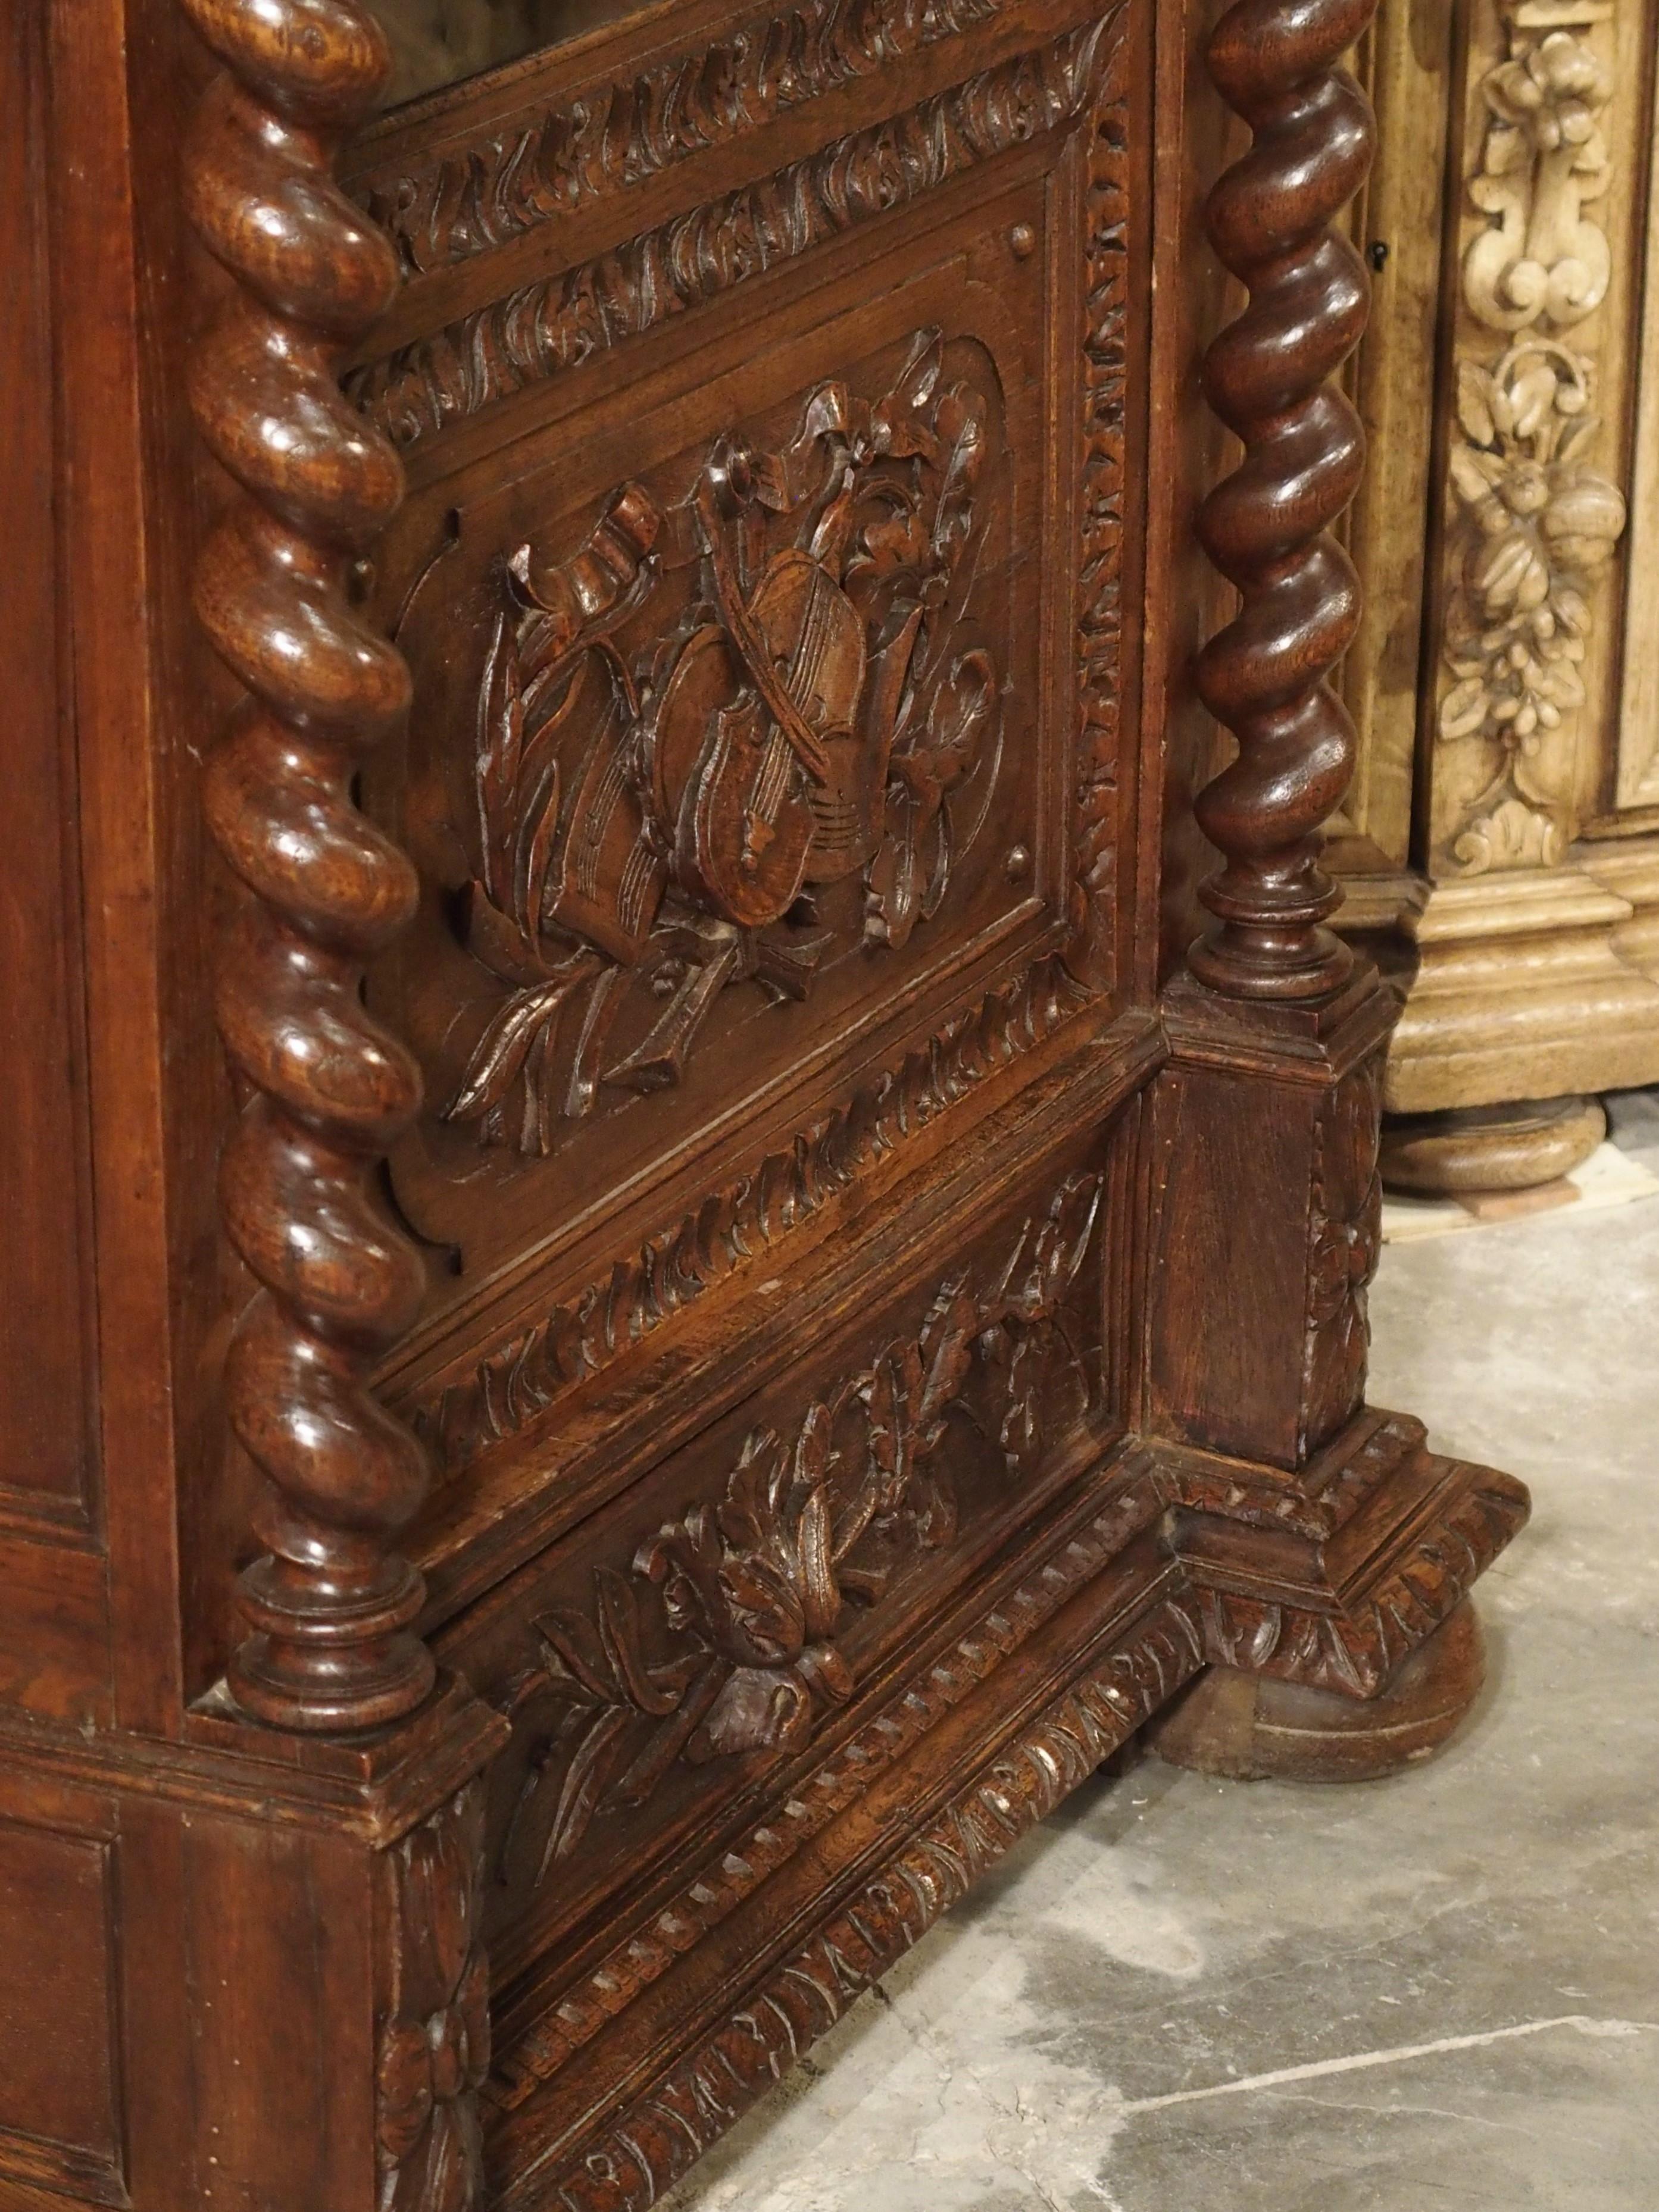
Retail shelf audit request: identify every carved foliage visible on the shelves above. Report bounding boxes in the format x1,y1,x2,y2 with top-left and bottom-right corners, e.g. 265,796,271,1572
1299,1049,1383,1457
490,1467,1164,2104
377,1784,490,2212
540,1595,1204,2212
1440,0,1628,871
355,0,1004,276
348,14,1120,449
492,1172,1102,1882
1071,26,1130,981
445,331,1004,1155
1440,346,1627,870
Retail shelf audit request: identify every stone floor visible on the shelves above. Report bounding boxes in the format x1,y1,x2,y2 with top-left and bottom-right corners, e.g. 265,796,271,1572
661,1093,1659,2212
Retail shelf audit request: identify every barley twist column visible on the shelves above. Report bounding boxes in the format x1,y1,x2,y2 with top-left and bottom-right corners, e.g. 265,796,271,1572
181,0,436,1732
1191,0,1378,1000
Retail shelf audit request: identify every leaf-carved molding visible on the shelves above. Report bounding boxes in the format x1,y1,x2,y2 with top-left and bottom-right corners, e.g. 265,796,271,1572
350,0,1008,278
346,10,1126,451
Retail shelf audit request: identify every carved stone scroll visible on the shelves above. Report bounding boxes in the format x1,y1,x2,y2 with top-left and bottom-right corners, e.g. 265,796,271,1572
1190,0,1379,1000
180,0,436,1731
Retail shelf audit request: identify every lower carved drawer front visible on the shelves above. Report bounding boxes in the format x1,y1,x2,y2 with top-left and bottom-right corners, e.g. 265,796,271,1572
476,1432,1194,2207
442,1138,1117,1980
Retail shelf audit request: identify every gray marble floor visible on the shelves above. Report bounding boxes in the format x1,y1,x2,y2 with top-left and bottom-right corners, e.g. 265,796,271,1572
660,1092,1659,2212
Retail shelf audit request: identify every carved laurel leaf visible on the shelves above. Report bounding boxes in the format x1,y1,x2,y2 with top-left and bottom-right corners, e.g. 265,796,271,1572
533,1604,621,1703
595,1567,680,1717
540,1706,634,1873
913,1276,980,1439
476,610,525,905
446,978,578,1127
1455,359,1499,447
796,1484,840,1641
1017,1171,1104,1322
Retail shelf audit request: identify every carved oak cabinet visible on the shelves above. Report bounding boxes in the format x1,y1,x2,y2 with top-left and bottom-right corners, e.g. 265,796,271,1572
0,0,1529,2205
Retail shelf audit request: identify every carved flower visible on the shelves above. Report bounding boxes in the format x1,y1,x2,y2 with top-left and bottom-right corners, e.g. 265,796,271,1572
1485,30,1611,158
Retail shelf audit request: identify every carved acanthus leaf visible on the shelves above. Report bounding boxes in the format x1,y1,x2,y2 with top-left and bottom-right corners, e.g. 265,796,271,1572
1191,1468,1531,1697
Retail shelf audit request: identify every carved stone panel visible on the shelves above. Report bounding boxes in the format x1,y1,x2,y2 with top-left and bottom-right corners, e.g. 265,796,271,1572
1430,0,1641,871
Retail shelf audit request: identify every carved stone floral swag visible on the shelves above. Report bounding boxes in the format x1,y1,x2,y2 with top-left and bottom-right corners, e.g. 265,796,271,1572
1439,0,1628,872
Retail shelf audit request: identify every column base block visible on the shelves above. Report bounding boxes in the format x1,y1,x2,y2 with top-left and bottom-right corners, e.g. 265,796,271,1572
1146,1597,1486,1782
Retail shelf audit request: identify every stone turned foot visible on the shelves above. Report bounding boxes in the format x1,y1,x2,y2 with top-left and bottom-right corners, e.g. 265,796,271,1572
1146,1599,1486,1783
1380,1096,1605,1196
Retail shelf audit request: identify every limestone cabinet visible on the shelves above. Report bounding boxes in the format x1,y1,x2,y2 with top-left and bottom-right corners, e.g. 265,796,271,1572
0,0,1528,2205
1333,0,1659,1192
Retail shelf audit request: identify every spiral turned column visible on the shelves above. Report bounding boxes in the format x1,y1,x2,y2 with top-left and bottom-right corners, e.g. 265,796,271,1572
181,0,436,1732
1191,0,1379,1001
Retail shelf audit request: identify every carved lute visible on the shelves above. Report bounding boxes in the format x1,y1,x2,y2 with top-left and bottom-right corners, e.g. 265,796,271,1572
652,474,866,931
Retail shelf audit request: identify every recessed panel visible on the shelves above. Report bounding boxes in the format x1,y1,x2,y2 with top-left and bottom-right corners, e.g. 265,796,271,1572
381,208,1067,1290
0,1820,123,2203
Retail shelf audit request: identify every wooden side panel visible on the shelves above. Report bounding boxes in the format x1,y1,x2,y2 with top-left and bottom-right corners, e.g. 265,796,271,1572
120,1798,379,2212
0,0,102,1535
439,1135,1116,1985
0,1813,124,2206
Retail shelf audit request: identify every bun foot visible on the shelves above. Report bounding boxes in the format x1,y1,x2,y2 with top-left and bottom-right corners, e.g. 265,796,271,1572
1380,1096,1604,1195
1145,1599,1486,1783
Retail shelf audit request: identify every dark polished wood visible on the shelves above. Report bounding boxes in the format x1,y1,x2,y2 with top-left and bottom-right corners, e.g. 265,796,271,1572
0,0,1529,2204
1190,0,1374,1002
181,0,437,1732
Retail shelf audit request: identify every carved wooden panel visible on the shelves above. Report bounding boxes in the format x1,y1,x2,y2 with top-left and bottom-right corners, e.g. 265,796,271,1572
422,328,1018,1164
433,1151,1110,1973
376,1783,492,2212
1299,1047,1384,1452
346,0,1136,1465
